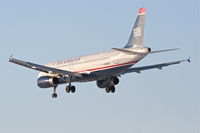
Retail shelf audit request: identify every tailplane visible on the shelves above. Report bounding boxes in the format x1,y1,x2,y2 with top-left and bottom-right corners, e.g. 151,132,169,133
124,8,146,48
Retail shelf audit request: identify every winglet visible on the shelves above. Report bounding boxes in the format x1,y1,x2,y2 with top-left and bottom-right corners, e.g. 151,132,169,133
138,8,146,15
187,57,191,63
9,55,13,62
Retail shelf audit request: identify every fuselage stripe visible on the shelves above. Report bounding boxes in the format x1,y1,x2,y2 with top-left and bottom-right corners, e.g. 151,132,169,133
74,60,139,73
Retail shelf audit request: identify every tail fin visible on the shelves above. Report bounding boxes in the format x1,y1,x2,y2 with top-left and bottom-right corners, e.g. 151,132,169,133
124,8,146,48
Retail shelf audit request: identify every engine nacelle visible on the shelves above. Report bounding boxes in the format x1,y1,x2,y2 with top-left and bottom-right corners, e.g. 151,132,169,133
37,76,59,88
96,77,119,88
112,77,119,85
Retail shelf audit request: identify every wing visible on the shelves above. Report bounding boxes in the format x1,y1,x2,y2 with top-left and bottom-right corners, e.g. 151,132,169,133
9,57,82,77
122,58,190,74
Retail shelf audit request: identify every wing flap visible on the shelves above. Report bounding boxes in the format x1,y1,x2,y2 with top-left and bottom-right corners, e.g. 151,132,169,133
123,58,190,74
9,57,82,77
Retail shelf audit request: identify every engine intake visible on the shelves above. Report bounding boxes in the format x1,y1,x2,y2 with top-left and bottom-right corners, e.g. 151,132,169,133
37,76,59,88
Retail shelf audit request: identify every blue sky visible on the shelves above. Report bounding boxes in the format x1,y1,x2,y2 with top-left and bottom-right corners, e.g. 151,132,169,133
0,0,199,133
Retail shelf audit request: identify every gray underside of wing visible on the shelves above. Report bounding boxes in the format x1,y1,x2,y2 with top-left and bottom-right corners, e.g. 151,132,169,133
122,58,190,74
9,57,82,77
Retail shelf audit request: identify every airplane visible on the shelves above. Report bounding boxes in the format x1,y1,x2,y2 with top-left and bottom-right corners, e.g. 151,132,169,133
9,8,190,98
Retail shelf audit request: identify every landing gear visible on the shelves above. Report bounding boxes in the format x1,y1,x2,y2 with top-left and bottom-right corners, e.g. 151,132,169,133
50,75,76,98
65,85,76,93
51,86,58,98
51,93,57,98
71,86,76,93
105,86,115,93
66,86,70,93
105,87,111,93
65,76,76,93
110,86,115,93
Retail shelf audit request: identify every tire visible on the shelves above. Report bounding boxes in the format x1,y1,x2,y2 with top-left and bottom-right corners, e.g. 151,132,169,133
110,86,115,93
105,87,110,93
71,86,76,93
51,93,57,98
66,86,70,93
54,93,57,98
51,93,54,98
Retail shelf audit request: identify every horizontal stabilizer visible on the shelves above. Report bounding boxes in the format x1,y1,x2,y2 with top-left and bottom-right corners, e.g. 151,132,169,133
150,48,179,54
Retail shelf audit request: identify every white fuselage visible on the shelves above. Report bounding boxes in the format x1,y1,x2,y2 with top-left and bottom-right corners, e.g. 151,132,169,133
38,47,149,82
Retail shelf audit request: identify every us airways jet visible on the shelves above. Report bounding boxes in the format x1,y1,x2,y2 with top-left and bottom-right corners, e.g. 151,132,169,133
9,8,190,98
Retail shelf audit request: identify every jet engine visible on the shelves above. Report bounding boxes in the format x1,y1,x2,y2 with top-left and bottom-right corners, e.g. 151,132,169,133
37,76,59,88
96,77,119,88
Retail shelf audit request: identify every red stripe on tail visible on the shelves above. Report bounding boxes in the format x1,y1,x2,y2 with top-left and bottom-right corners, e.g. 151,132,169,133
138,8,146,14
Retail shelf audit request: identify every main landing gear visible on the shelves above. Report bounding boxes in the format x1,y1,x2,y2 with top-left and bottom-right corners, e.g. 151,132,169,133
65,78,76,93
65,85,76,93
51,85,76,98
105,86,115,93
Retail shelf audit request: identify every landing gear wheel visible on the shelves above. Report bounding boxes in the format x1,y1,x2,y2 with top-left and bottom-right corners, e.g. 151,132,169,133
105,87,111,93
51,93,57,98
65,76,76,93
71,86,76,93
110,86,115,93
65,85,76,93
66,86,71,93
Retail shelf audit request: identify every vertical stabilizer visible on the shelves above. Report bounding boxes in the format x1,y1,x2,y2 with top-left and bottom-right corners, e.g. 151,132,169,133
124,8,146,48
